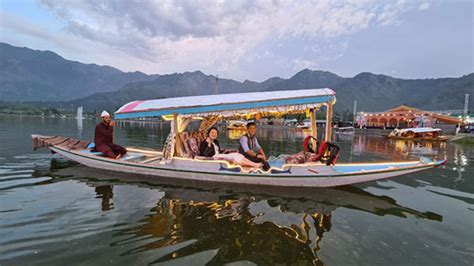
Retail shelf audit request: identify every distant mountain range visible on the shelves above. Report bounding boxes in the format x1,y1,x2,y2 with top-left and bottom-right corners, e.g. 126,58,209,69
1,42,472,113
0,43,158,102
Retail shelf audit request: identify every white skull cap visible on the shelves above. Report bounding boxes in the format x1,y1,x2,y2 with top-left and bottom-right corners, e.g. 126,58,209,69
101,110,110,117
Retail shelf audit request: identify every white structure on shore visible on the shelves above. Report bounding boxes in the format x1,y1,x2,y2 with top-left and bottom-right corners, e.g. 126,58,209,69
76,106,83,120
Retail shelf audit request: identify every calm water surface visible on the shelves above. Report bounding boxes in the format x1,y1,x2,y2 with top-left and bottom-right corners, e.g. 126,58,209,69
0,116,473,265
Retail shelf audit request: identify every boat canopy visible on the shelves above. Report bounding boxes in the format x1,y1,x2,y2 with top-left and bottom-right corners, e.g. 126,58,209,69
114,88,336,119
396,127,442,133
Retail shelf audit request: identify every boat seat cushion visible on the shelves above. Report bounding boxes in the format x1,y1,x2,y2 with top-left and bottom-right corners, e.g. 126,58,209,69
284,151,306,164
176,131,206,159
283,151,321,164
267,155,286,169
80,143,105,156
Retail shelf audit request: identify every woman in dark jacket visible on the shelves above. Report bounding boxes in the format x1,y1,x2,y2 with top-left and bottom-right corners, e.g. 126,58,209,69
199,133,223,157
199,127,263,169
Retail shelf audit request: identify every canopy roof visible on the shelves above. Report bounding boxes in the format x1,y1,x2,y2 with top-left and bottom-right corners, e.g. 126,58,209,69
371,105,462,124
115,88,336,119
396,127,442,133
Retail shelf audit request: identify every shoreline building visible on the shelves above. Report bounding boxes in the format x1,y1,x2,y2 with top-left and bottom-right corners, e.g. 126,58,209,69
356,105,462,131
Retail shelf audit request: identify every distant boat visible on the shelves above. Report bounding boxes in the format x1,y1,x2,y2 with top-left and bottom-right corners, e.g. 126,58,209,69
334,126,355,135
387,127,449,141
227,120,247,130
284,119,298,126
296,119,311,129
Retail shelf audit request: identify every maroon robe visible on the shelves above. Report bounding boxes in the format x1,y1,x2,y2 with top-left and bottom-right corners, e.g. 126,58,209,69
94,122,127,158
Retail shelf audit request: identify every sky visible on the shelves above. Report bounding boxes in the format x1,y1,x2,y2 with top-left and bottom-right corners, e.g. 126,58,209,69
1,0,473,81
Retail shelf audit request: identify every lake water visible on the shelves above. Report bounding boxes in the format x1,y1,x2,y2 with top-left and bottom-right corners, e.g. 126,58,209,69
0,116,473,265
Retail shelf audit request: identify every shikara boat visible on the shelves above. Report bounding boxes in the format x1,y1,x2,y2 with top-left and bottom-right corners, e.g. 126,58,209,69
296,119,311,129
227,120,247,130
32,88,446,187
387,127,449,141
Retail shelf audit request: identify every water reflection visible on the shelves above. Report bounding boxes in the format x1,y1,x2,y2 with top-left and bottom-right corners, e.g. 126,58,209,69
452,143,469,172
2,116,473,265
116,197,330,264
334,132,354,142
37,164,443,265
95,185,114,211
119,121,170,149
76,117,83,138
350,134,448,161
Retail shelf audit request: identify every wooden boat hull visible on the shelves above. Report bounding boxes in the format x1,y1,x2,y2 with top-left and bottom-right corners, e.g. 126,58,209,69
43,142,445,188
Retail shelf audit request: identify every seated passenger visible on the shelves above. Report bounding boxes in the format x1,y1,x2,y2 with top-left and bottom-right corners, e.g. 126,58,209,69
199,127,263,169
238,122,271,171
94,110,127,159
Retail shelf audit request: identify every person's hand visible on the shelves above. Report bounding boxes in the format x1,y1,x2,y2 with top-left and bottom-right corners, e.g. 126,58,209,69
206,137,212,145
109,120,116,126
257,154,266,160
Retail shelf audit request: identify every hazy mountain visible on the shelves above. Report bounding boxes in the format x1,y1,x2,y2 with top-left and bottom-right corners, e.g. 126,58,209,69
0,42,158,101
1,43,472,113
267,69,346,90
69,69,473,113
331,72,474,112
70,69,346,111
262,70,473,112
66,71,264,111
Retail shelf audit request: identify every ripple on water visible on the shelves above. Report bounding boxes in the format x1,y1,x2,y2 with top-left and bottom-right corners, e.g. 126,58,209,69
0,117,473,265
0,156,54,192
0,179,164,263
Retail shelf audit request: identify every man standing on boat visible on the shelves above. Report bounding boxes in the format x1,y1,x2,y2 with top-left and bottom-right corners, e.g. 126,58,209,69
239,122,271,171
94,111,127,159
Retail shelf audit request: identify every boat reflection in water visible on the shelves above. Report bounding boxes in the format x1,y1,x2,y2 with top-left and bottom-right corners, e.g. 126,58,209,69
94,185,114,211
351,134,447,161
40,162,442,265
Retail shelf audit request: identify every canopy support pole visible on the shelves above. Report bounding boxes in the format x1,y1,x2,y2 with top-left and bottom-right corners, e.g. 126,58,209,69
163,113,178,162
172,113,180,157
310,108,317,148
325,101,333,142
177,117,192,133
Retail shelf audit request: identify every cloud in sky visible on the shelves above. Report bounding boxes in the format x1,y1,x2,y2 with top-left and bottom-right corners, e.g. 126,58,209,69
1,0,472,81
1,10,51,40
418,2,431,11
